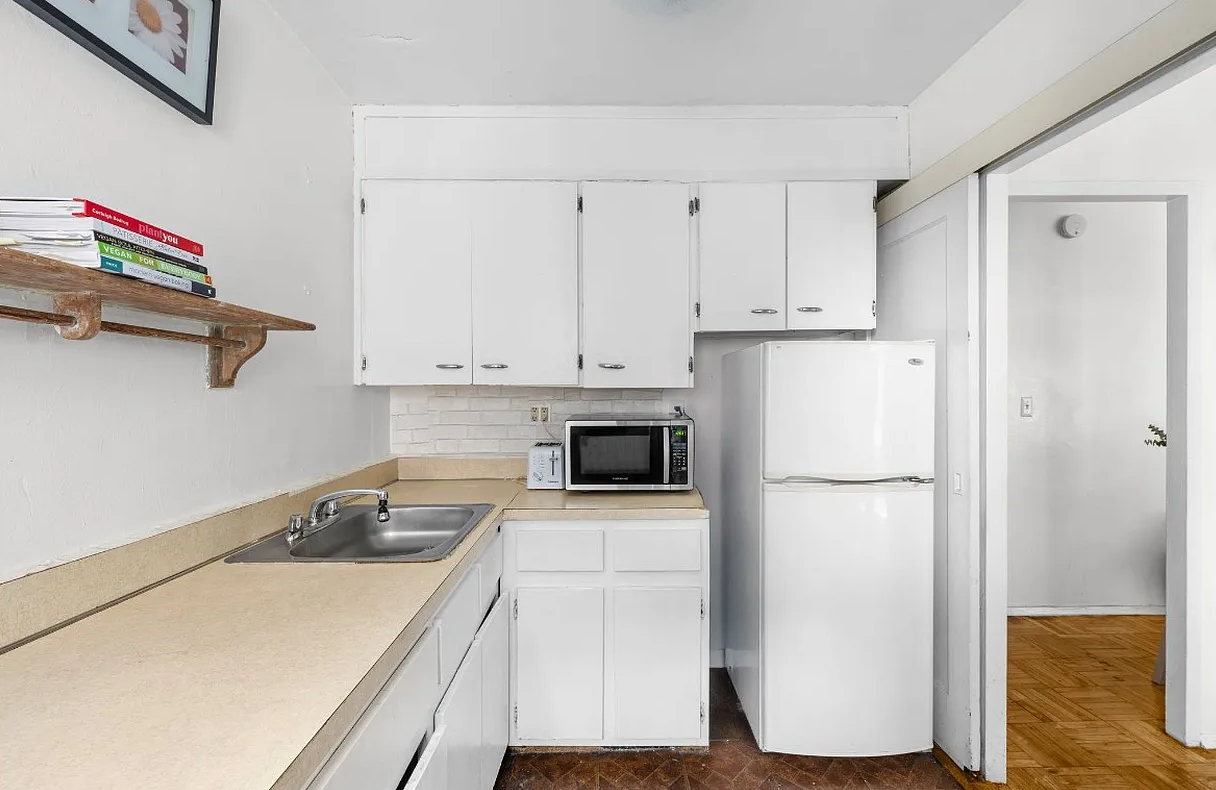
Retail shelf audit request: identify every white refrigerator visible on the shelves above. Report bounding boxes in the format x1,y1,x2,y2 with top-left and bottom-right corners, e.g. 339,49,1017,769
722,340,935,757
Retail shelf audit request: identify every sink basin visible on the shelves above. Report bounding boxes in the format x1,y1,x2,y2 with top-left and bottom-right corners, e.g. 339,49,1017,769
225,503,494,563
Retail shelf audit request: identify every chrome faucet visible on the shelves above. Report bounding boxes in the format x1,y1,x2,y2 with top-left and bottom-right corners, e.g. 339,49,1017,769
285,489,391,546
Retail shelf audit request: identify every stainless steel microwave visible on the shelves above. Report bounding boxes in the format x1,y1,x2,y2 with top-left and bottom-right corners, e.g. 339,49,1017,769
564,414,694,492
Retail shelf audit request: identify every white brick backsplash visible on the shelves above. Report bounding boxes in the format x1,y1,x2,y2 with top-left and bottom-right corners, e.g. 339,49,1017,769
389,385,678,456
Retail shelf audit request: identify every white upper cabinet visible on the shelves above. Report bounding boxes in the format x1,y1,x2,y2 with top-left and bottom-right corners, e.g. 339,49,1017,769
471,182,580,386
361,180,474,385
580,182,693,388
360,180,579,387
697,183,787,332
787,181,877,331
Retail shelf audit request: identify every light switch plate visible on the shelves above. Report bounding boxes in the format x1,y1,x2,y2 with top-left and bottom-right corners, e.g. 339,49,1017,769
1020,397,1034,418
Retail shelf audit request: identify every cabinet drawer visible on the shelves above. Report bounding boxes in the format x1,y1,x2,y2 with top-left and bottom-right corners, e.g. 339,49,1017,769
438,565,483,690
614,528,702,572
478,533,503,614
515,529,604,572
309,627,440,790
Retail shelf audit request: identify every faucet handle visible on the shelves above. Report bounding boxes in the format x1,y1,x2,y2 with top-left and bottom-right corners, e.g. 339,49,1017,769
286,514,305,546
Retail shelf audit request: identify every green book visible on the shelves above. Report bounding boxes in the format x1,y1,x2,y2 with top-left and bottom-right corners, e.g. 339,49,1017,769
96,240,212,285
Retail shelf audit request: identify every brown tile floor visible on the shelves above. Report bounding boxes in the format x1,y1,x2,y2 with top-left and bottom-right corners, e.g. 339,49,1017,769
494,669,961,790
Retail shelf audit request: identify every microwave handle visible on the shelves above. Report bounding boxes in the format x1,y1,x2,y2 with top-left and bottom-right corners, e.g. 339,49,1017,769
662,426,671,485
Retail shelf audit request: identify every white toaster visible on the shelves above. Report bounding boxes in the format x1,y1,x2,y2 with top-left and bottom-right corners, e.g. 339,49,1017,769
527,442,565,490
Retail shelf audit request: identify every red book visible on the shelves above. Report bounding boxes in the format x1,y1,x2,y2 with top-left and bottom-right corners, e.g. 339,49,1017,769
73,200,203,257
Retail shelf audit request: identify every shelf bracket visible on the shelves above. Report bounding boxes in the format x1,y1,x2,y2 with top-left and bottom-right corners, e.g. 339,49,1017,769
52,293,102,340
208,325,267,389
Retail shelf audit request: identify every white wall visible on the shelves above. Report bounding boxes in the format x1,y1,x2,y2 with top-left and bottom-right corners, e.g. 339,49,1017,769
1007,201,1167,609
0,1,388,582
909,0,1174,176
1012,60,1216,745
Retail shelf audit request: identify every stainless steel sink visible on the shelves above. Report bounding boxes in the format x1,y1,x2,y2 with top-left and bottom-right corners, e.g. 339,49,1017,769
225,503,494,563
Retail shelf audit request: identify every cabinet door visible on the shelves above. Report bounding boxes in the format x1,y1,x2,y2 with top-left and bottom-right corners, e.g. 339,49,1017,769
787,181,877,330
435,636,484,790
613,587,703,741
402,726,448,790
361,180,473,384
698,183,787,331
581,182,692,388
471,182,579,386
513,587,604,741
480,596,509,790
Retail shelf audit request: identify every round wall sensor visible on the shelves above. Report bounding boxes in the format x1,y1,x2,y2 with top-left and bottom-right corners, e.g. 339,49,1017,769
1058,214,1087,239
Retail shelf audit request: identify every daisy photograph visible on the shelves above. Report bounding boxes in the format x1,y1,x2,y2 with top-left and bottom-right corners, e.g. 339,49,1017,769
13,0,219,123
128,0,191,74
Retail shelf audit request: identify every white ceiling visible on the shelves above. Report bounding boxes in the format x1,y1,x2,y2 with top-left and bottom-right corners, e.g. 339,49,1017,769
266,0,1023,106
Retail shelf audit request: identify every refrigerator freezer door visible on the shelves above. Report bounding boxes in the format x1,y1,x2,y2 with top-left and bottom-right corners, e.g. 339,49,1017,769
763,342,935,481
761,483,933,756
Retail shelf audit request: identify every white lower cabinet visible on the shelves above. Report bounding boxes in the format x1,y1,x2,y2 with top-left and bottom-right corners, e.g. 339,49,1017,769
613,587,703,741
309,530,509,790
480,595,510,788
513,586,605,742
402,725,448,790
436,629,484,790
504,520,709,747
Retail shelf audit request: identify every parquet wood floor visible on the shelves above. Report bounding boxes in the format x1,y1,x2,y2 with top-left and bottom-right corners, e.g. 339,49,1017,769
945,616,1216,789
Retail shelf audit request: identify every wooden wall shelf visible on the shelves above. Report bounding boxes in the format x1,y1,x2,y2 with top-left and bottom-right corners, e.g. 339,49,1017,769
0,248,315,388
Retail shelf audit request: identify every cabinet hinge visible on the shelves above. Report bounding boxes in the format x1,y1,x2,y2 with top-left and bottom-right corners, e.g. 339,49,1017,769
512,598,518,619
872,300,877,317
577,195,583,213
694,302,701,319
700,702,706,724
360,197,366,215
688,198,697,217
701,599,706,620
689,356,694,374
361,355,367,372
577,354,584,371
513,705,519,726
694,196,701,214
873,195,878,213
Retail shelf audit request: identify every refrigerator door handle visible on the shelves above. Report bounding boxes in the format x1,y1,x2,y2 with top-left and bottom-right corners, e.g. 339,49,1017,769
773,475,935,486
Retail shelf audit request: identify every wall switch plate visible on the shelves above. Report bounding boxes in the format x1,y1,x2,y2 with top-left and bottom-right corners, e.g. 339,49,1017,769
1020,396,1034,418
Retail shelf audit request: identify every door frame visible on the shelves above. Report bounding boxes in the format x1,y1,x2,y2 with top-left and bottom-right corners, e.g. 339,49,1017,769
979,176,1209,779
876,176,982,772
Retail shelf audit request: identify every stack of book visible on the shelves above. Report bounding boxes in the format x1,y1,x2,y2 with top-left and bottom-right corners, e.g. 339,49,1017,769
0,198,214,298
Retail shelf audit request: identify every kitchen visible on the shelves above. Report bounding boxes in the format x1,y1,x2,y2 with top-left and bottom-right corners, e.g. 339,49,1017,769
3,3,1213,790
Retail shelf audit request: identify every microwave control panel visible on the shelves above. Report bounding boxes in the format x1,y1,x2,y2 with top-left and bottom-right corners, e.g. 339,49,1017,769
670,426,689,485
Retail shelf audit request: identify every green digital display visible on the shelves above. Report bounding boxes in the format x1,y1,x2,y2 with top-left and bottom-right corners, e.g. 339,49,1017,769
674,429,686,437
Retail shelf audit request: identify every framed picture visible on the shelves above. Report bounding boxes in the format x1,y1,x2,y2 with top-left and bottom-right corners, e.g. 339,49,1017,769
14,0,220,124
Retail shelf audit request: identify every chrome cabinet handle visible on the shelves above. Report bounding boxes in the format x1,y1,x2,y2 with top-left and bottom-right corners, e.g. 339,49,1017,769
598,363,626,370
751,308,779,315
797,306,824,313
435,364,465,370
480,363,509,370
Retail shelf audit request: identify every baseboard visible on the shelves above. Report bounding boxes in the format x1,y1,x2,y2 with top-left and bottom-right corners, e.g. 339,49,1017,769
710,649,725,668
1008,605,1165,616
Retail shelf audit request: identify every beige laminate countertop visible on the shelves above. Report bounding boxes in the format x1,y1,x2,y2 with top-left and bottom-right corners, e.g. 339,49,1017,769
0,479,706,790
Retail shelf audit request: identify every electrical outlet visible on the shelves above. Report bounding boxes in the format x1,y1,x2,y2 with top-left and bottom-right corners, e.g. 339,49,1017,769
530,405,550,423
